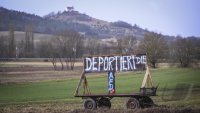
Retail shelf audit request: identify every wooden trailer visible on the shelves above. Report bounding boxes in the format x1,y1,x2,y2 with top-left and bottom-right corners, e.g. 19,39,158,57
74,54,157,110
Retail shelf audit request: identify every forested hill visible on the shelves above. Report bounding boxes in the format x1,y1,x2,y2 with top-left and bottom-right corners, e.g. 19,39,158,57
0,7,146,38
0,7,93,36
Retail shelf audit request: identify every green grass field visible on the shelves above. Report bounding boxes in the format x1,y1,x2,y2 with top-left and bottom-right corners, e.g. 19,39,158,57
0,68,200,108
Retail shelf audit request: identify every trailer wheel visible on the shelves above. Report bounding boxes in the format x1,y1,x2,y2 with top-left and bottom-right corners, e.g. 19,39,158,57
98,97,111,109
84,98,97,109
126,97,140,110
139,96,154,108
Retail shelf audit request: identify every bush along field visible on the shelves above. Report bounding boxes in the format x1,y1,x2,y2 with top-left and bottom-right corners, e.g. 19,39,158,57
0,68,200,112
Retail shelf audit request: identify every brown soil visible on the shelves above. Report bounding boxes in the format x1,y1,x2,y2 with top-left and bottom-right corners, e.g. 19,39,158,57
0,66,82,84
70,108,200,113
0,104,199,113
0,66,82,72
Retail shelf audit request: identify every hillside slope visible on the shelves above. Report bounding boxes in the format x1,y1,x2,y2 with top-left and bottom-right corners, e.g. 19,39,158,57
0,7,147,38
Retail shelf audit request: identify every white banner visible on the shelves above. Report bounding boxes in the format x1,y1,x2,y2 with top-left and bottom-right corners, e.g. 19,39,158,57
84,54,146,72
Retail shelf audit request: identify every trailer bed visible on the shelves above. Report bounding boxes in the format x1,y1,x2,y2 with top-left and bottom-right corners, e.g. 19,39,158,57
75,93,156,98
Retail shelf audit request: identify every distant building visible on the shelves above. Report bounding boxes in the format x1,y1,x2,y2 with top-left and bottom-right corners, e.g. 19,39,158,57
78,32,86,36
67,6,74,12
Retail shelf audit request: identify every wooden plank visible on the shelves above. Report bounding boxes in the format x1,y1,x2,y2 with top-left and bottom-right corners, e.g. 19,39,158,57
74,93,156,98
74,71,85,96
141,64,154,88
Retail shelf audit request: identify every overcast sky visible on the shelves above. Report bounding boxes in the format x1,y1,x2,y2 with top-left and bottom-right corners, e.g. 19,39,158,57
1,0,200,37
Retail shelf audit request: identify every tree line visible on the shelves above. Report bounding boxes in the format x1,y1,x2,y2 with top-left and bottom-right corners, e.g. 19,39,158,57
0,26,200,69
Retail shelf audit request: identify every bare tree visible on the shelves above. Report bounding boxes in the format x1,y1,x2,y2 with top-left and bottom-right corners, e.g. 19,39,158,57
35,39,58,70
116,38,123,54
187,36,200,60
49,39,59,70
86,38,101,56
17,40,25,58
52,30,84,70
0,36,8,66
100,43,110,55
116,36,137,54
25,25,34,57
54,33,69,70
140,32,167,68
8,24,16,58
0,36,8,58
172,36,194,67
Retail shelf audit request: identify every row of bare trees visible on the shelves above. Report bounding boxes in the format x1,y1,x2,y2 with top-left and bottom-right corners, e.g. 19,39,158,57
0,28,200,68
36,31,199,68
139,32,200,68
0,24,16,58
35,30,84,70
0,24,35,59
82,32,200,68
170,36,199,67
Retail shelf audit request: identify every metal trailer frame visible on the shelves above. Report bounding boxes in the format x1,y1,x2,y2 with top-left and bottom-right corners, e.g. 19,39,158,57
74,54,157,110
